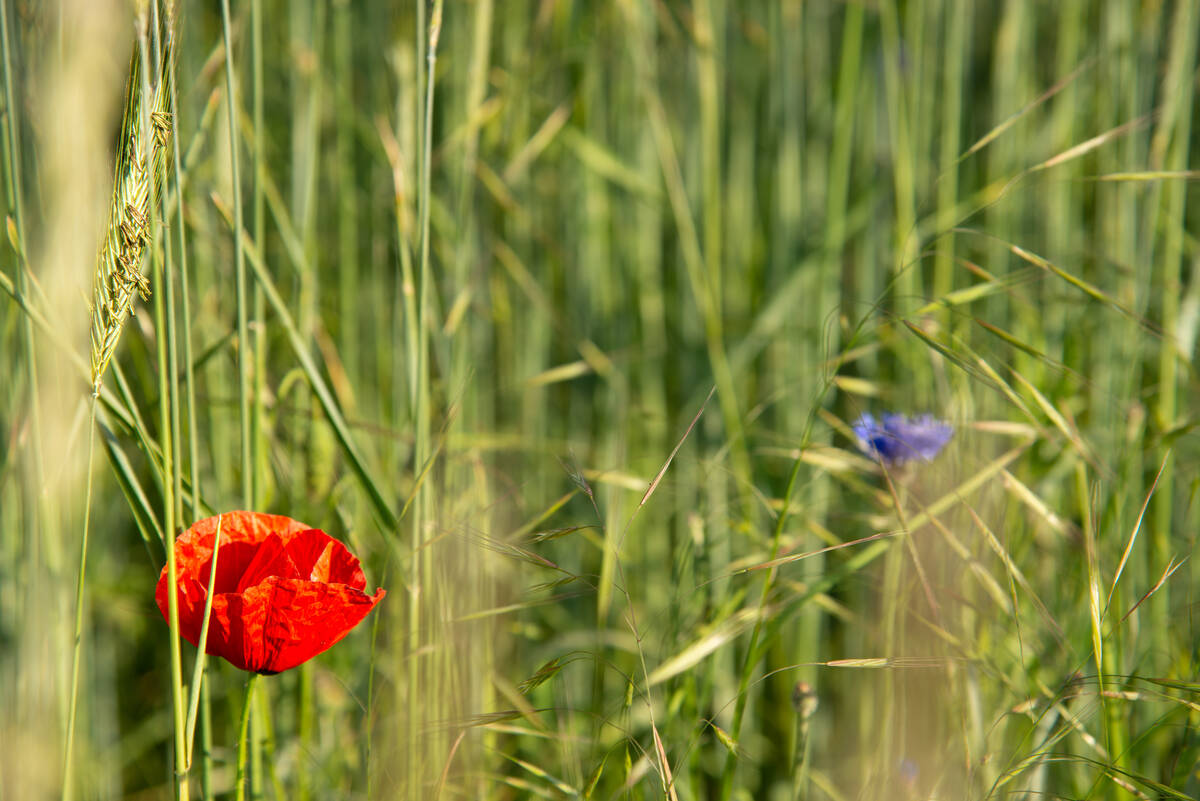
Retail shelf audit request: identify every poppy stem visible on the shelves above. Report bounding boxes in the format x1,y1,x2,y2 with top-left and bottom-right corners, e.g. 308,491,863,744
234,673,260,801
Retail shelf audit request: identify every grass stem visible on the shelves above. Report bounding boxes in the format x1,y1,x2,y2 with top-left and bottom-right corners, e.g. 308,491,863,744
219,0,251,512
235,673,261,801
59,396,97,801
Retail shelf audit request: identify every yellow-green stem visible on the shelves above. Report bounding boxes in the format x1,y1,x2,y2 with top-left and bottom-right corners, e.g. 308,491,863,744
184,515,222,763
60,396,97,801
235,673,261,801
219,0,251,511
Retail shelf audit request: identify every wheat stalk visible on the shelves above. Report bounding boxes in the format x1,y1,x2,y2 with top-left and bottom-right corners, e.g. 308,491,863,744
88,15,173,394
67,10,177,801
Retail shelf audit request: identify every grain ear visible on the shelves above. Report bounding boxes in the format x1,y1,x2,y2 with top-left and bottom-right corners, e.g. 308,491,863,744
88,7,174,393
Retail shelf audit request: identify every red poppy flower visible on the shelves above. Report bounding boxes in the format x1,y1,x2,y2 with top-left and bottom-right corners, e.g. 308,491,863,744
156,511,385,674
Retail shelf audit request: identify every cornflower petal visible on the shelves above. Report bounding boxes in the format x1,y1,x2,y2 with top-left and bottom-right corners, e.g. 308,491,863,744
852,412,954,465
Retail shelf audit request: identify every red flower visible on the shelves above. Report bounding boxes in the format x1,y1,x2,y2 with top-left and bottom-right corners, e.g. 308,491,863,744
156,511,385,674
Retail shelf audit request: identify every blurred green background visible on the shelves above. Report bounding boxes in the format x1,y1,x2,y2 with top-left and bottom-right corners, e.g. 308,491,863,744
2,1,1199,799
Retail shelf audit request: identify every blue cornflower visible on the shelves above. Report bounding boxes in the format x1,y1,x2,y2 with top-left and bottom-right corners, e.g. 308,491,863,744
852,412,954,465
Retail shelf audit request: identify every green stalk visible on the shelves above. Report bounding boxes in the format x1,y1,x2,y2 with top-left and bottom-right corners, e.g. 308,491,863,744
718,450,806,800
219,8,253,796
790,682,817,801
155,0,185,611
235,674,261,801
693,0,753,528
286,0,322,545
251,0,266,511
0,0,46,691
213,198,397,530
878,0,919,306
397,0,421,423
298,662,314,801
1032,0,1082,401
153,115,187,801
219,0,251,511
200,682,213,800
407,2,443,790
696,0,723,322
334,0,359,384
164,10,203,797
0,0,41,497
0,0,27,279
459,5,493,794
823,2,863,264
290,0,323,346
1077,463,1129,799
162,0,202,532
713,5,863,790
933,0,967,301
59,399,96,801
417,0,442,510
251,18,283,798
251,681,274,801
1153,0,1195,671
3,0,48,789
184,516,222,761
150,7,188,798
389,3,424,790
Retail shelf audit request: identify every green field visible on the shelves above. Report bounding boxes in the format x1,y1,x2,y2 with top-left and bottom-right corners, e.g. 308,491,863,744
2,1,1199,799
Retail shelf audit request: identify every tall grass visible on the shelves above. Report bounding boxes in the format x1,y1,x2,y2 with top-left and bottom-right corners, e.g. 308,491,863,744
2,1,1199,800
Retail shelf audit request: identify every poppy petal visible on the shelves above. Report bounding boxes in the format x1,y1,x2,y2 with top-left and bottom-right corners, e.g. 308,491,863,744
154,572,210,647
242,578,385,673
235,532,302,592
283,529,367,589
162,511,312,596
157,512,385,674
309,541,336,582
195,592,259,673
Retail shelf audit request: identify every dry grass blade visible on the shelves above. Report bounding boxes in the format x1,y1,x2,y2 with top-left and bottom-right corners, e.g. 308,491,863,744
1008,369,1096,465
433,730,466,801
497,752,578,796
525,360,593,387
913,271,1030,316
823,657,948,668
503,101,571,184
928,515,1012,613
638,385,715,511
1077,465,1105,680
1090,170,1200,181
1120,556,1188,625
1002,469,1068,535
743,443,1030,578
582,756,606,799
1032,115,1150,172
89,24,174,392
651,723,680,801
901,319,1008,397
963,498,1065,644
975,318,1079,379
739,529,899,574
647,606,763,687
454,594,587,623
1032,679,1109,761
1009,244,1145,328
1106,454,1168,616
959,60,1092,161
